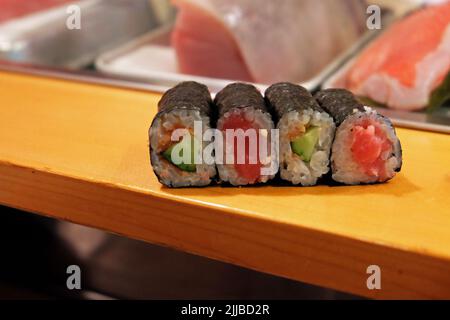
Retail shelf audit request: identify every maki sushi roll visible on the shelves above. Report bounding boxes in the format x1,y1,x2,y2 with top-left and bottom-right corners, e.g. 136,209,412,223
149,81,216,187
265,83,335,186
315,89,402,185
215,83,276,186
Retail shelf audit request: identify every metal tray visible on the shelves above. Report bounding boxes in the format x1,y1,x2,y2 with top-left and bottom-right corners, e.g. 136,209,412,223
0,0,168,69
96,5,398,94
95,24,272,94
323,55,450,134
322,5,450,134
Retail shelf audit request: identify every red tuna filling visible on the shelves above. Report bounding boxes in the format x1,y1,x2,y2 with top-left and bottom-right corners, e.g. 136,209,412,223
221,112,265,183
172,1,253,82
350,119,392,181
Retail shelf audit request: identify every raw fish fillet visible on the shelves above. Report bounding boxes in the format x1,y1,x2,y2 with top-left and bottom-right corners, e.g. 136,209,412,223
0,0,72,24
172,0,367,84
339,1,450,110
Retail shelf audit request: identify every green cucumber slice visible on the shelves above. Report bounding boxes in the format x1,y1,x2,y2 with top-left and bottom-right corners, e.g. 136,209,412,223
290,126,320,162
163,136,198,172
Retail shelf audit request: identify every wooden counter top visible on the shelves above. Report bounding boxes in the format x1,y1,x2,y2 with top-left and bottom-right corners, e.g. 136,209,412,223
1,71,449,299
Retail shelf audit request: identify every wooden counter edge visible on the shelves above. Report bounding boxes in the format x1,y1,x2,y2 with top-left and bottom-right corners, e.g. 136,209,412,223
1,160,449,299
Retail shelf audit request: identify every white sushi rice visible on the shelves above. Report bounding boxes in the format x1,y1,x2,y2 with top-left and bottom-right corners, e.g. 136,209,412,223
278,109,335,186
216,107,276,186
332,110,402,185
150,109,216,187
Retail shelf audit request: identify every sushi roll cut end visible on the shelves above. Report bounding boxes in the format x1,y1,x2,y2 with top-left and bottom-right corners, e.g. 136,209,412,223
149,81,216,187
215,83,276,186
316,89,402,185
266,83,335,186
331,107,402,185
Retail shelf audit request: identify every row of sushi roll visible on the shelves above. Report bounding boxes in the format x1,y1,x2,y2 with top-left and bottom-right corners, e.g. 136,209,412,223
149,81,402,187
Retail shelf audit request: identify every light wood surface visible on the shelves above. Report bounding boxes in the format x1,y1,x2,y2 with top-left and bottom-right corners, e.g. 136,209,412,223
0,71,449,299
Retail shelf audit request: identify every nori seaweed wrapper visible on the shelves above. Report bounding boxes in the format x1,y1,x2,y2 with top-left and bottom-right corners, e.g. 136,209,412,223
214,83,268,117
157,81,213,117
265,82,324,122
149,82,215,188
315,88,403,181
314,89,364,126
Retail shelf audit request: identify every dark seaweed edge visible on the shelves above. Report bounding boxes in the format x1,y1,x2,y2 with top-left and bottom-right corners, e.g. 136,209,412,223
314,88,364,126
214,82,269,116
149,82,217,188
264,82,325,124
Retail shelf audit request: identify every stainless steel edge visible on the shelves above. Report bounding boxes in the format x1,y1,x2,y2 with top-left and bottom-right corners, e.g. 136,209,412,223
0,0,164,69
0,62,173,93
376,107,450,134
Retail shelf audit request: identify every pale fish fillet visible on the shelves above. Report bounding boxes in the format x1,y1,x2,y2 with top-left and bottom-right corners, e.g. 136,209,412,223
172,0,367,84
